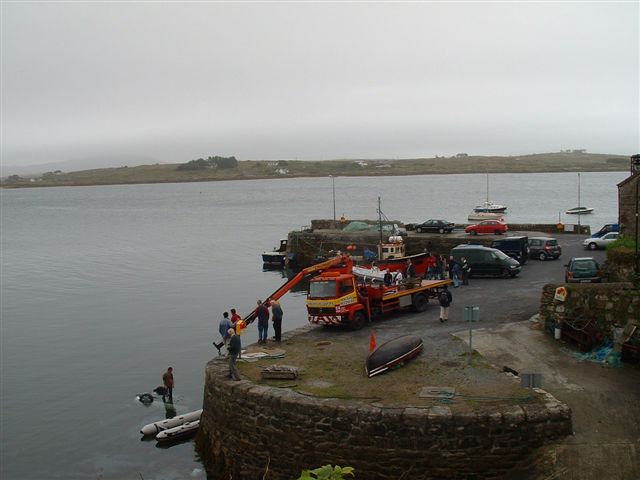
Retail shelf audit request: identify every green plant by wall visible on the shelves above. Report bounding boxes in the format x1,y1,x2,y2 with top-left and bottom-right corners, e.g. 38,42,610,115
298,465,355,480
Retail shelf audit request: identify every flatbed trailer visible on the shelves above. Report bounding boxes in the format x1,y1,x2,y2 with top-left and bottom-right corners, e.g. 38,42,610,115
307,275,452,329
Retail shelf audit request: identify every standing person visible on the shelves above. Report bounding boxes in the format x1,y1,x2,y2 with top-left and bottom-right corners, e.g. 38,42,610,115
230,308,241,326
270,299,283,342
438,286,453,323
226,328,241,381
256,300,270,344
162,367,174,402
406,259,416,279
449,256,461,288
426,253,436,280
218,311,233,346
461,257,471,285
438,255,448,279
383,270,393,286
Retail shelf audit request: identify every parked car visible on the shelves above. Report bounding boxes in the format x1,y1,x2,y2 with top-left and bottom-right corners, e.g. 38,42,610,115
564,257,604,283
414,219,455,234
583,232,619,250
464,220,508,236
591,223,619,238
451,244,521,278
490,236,529,264
528,237,562,261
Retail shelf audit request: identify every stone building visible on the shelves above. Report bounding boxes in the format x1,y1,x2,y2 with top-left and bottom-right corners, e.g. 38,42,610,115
617,155,639,241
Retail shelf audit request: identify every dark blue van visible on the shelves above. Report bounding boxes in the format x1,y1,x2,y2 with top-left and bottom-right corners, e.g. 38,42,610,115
591,224,619,238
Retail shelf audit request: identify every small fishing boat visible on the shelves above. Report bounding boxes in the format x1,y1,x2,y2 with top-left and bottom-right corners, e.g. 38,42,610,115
262,239,288,267
473,201,507,213
467,211,505,222
566,207,594,215
140,409,203,436
365,335,424,377
156,419,200,443
352,265,389,282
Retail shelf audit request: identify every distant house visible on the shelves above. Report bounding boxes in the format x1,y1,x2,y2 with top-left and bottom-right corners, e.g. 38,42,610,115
572,149,587,154
276,168,289,175
617,155,640,241
456,153,468,158
356,161,368,167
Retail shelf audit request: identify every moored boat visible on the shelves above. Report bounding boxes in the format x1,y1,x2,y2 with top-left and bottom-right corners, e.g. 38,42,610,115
365,335,424,377
140,409,203,436
467,211,505,222
352,265,389,282
473,201,507,213
262,239,288,267
473,174,507,213
156,419,200,442
565,206,594,215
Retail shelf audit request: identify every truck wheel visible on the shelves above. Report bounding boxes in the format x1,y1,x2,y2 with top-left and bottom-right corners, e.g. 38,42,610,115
350,312,366,330
412,293,428,312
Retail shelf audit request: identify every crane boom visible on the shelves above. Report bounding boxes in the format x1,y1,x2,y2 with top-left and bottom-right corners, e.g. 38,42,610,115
242,254,353,325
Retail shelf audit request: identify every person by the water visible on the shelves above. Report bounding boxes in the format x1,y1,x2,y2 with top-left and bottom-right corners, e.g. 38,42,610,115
218,311,233,346
227,328,242,381
162,367,174,402
270,299,283,342
256,299,270,344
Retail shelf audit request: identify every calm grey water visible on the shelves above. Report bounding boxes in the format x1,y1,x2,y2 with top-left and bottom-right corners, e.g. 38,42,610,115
0,172,626,479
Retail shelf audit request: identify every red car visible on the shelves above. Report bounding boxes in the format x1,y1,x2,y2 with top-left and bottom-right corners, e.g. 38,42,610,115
465,220,508,235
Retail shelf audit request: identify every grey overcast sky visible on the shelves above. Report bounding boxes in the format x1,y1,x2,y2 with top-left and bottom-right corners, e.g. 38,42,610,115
1,1,639,167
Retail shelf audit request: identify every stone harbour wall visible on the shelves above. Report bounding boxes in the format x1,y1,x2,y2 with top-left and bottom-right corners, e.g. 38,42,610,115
196,359,572,480
539,283,639,332
289,221,589,267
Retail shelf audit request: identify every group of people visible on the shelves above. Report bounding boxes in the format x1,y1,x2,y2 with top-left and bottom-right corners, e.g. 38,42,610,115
255,298,284,344
216,299,285,381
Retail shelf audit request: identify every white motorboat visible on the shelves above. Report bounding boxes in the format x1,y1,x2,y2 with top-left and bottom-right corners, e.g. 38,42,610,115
467,211,505,222
156,419,200,442
352,265,389,282
566,206,594,215
566,173,594,215
140,409,203,436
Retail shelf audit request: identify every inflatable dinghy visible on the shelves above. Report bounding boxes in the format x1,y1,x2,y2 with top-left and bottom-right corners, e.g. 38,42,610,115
140,409,202,436
156,419,200,442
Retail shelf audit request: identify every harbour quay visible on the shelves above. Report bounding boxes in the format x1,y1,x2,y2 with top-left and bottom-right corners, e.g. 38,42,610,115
286,219,591,267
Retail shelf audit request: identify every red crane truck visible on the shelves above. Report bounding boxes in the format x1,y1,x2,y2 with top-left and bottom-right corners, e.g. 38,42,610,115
243,254,451,330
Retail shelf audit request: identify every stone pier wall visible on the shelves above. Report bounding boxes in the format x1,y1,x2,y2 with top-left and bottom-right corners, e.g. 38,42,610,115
539,282,639,335
196,359,572,480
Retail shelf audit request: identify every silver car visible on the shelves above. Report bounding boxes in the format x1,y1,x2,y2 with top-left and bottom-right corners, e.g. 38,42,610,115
583,232,618,250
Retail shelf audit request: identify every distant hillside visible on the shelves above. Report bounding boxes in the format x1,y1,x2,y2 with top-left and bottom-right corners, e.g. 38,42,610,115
1,152,631,188
2,155,161,176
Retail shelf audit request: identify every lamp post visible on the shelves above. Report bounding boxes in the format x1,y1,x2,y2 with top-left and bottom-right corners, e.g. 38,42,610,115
330,175,336,225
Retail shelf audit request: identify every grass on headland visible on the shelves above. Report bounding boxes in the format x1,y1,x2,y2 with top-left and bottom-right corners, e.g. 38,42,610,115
2,152,629,188
237,329,537,412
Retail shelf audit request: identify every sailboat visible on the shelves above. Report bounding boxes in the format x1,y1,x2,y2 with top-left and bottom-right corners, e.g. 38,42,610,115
473,174,507,213
565,173,594,215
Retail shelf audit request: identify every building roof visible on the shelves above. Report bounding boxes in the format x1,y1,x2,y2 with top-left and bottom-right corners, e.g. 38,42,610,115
617,170,640,188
